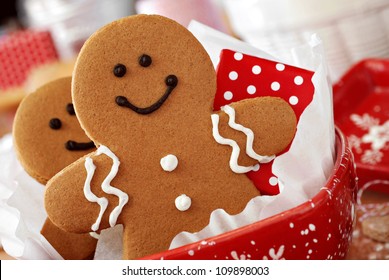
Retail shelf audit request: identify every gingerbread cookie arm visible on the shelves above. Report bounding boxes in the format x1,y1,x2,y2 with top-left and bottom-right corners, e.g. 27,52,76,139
213,96,297,168
45,151,124,234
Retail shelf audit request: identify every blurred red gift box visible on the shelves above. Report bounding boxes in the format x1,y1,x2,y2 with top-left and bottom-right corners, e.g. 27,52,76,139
0,30,58,91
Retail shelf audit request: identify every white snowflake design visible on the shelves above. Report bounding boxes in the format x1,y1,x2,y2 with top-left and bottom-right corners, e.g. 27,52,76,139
361,121,389,150
350,114,380,131
350,114,388,165
361,150,383,165
348,134,362,154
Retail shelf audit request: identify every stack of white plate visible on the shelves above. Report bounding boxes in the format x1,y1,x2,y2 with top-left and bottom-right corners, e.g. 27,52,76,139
222,0,389,82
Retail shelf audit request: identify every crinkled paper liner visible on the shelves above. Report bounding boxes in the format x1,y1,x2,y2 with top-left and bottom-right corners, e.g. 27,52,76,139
0,134,62,259
0,22,334,259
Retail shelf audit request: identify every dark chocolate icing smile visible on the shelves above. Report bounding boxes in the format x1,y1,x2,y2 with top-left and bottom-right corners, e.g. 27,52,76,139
115,74,178,115
65,140,95,151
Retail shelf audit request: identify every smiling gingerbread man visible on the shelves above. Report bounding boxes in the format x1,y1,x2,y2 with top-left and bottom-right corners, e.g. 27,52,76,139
45,15,297,259
13,77,97,259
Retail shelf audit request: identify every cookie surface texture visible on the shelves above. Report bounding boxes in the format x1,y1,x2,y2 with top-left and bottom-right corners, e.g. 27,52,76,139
45,15,296,259
13,77,97,259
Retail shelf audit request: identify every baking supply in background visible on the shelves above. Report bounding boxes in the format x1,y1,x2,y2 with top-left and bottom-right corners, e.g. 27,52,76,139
136,0,228,32
17,0,135,59
221,0,389,82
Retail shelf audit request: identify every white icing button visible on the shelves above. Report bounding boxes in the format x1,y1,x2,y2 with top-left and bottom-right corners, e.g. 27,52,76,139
175,194,191,211
224,91,233,100
252,65,261,75
271,81,280,91
294,76,304,85
160,154,178,172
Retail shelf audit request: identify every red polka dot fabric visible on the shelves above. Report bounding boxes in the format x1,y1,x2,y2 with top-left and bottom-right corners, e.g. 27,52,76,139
0,30,58,91
214,49,315,195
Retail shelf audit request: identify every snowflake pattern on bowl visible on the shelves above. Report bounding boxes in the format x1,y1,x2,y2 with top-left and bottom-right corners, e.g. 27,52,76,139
349,114,389,165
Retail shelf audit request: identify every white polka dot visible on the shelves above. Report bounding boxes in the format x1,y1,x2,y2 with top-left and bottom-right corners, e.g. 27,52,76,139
289,222,294,228
309,224,316,231
229,71,238,80
251,240,256,245
289,96,299,105
188,250,194,256
269,176,278,186
271,82,280,91
252,65,261,75
294,76,304,85
276,63,285,71
252,164,260,172
247,85,256,95
224,91,233,100
234,52,243,61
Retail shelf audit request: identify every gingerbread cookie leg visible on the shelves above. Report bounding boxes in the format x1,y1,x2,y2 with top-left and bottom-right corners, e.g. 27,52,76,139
41,219,97,259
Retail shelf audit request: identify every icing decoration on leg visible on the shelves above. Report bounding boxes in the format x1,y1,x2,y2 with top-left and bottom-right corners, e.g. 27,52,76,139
84,157,109,232
83,145,129,231
96,145,129,227
211,114,259,173
221,105,275,163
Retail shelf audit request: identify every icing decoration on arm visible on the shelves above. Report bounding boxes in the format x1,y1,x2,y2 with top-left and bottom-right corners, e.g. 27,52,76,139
214,49,315,195
84,157,109,232
96,145,129,227
175,194,191,211
221,105,275,163
160,154,178,172
211,114,260,173
83,145,129,231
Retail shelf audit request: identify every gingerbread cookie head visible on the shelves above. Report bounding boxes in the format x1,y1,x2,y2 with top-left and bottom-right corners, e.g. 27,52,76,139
72,14,216,149
13,77,95,184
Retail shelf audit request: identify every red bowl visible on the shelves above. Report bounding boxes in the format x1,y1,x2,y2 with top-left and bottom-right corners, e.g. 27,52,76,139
143,128,358,260
333,59,389,194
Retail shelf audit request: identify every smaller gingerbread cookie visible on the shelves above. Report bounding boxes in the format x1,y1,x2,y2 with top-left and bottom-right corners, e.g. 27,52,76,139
13,77,97,260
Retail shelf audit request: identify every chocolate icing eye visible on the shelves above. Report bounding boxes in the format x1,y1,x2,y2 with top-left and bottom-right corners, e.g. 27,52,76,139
113,64,127,77
139,54,152,67
49,118,62,130
66,103,75,115
165,75,178,88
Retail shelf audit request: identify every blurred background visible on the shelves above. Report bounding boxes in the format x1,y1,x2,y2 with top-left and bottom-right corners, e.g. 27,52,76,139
0,0,389,260
1,0,389,119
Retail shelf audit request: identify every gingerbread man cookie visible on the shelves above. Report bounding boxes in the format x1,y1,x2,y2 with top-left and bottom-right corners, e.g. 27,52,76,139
13,77,97,259
45,15,296,259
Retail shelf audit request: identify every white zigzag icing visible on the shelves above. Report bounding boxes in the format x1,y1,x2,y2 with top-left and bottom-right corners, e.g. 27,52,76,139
221,105,275,163
84,145,129,231
211,114,259,173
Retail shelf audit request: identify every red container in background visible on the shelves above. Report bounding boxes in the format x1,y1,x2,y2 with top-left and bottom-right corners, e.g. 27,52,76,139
0,30,58,91
334,59,389,194
143,129,357,260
